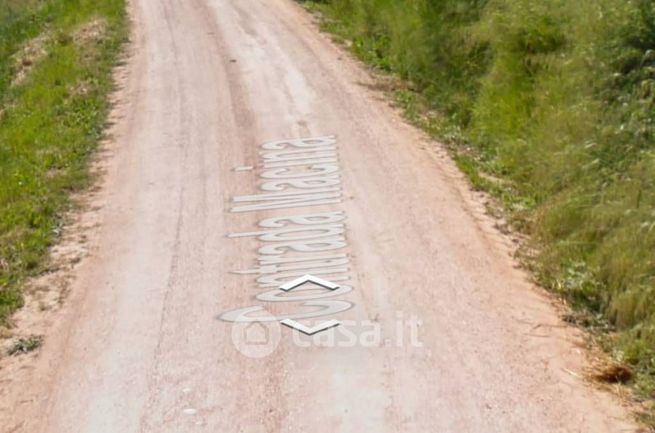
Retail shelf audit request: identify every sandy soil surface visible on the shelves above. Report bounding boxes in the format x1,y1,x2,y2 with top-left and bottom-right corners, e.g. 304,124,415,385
0,0,642,432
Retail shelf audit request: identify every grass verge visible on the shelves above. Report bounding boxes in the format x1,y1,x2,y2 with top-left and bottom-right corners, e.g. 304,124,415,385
0,0,127,323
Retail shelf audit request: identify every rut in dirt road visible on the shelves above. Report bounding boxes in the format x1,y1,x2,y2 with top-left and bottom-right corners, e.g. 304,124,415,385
0,0,639,432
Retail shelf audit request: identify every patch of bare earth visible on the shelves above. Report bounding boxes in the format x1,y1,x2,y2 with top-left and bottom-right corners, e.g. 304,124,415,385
10,31,51,88
72,17,108,52
0,192,99,353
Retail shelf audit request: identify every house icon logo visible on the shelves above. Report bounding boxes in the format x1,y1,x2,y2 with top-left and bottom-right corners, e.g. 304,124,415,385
230,310,281,358
244,321,270,345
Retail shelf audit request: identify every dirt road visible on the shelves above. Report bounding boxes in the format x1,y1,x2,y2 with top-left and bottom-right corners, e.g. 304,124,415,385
0,0,640,432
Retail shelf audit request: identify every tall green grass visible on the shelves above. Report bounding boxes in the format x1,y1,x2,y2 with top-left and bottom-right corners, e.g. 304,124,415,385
0,0,127,321
305,0,655,406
